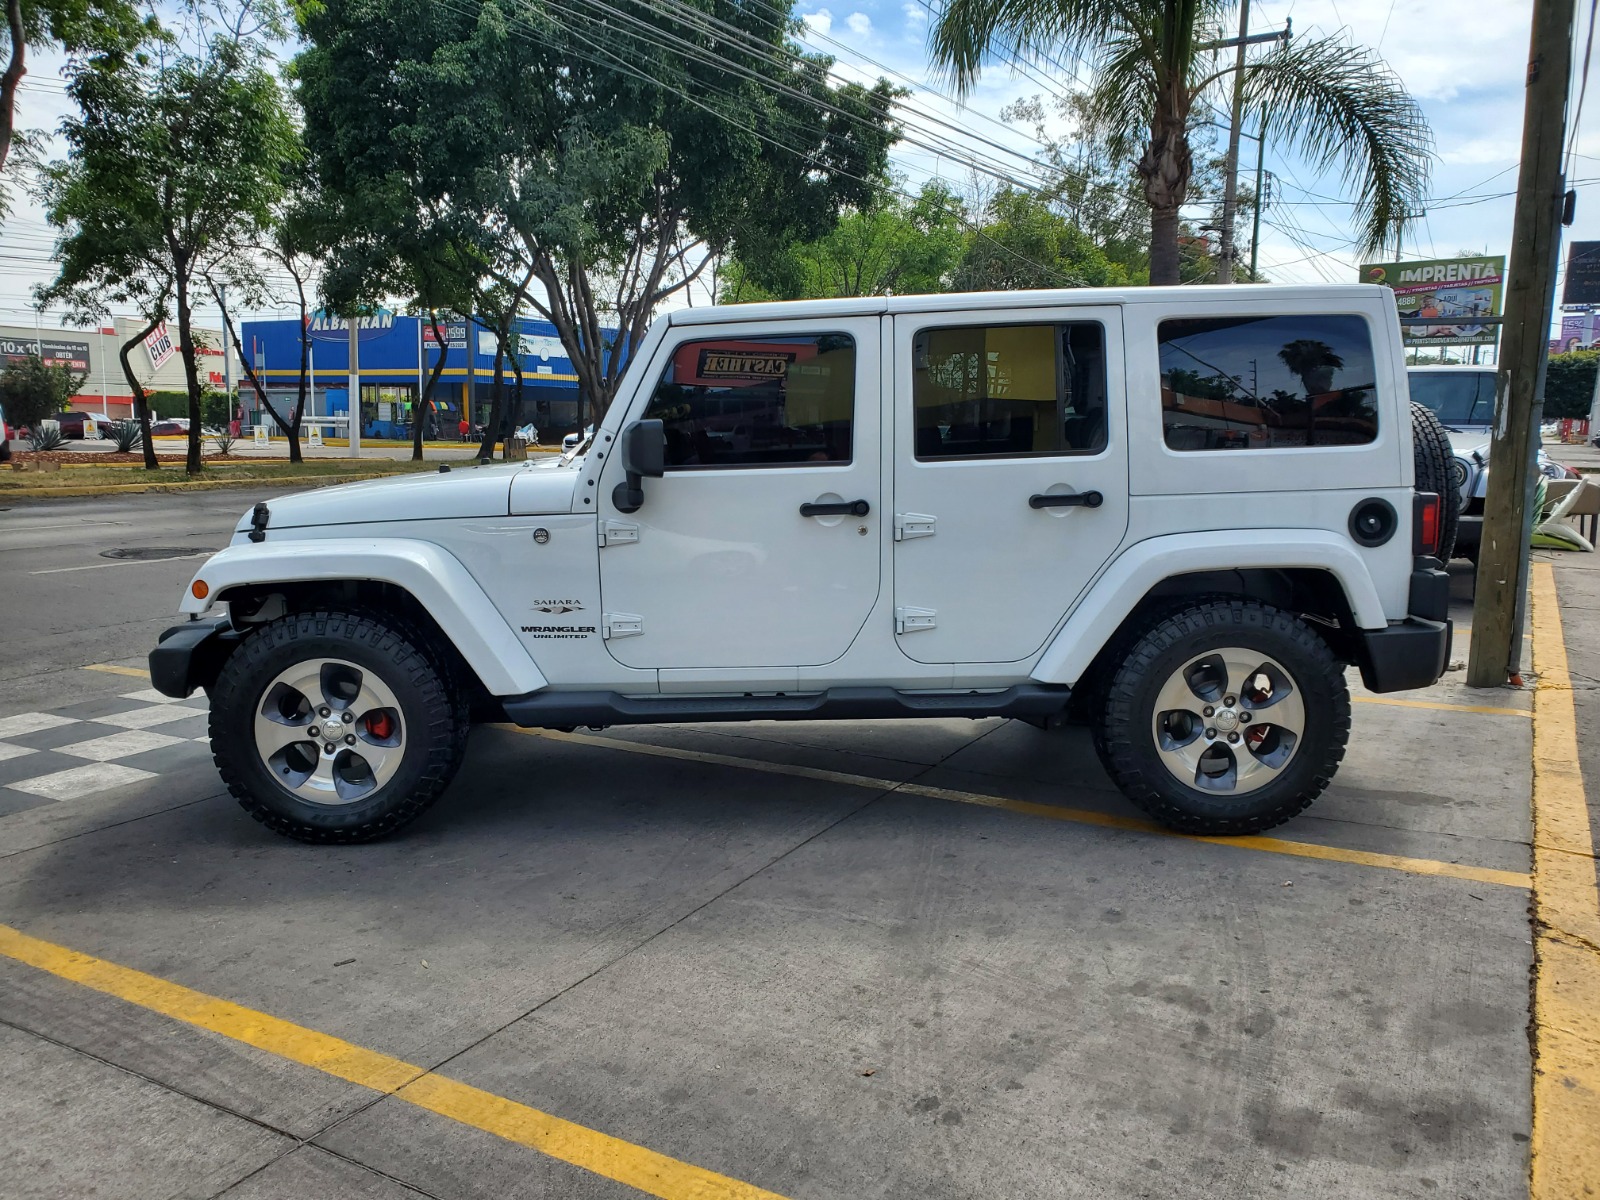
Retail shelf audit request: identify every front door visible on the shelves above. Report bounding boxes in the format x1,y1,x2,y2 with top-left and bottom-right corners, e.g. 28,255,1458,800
597,317,881,671
891,306,1129,664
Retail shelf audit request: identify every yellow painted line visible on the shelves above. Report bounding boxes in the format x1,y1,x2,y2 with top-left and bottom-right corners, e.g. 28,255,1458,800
510,728,1530,891
0,922,789,1200
1528,561,1600,1200
83,663,153,679
1352,695,1533,718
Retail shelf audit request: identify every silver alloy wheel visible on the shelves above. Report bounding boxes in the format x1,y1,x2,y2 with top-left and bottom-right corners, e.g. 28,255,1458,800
1150,648,1306,795
252,657,406,805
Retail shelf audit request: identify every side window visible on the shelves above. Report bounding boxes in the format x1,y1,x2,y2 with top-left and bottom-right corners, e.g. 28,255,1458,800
642,333,855,468
912,322,1108,459
1158,314,1379,451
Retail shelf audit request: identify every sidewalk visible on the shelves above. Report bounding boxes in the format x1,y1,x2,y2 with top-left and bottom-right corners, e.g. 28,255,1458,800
1528,549,1600,1196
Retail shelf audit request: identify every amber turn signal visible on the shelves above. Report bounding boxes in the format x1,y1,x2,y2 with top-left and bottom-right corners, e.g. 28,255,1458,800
191,580,209,600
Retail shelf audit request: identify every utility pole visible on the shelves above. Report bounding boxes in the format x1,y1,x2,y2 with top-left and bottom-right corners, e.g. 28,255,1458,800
1249,128,1266,280
347,318,362,459
218,285,234,428
1466,0,1577,687
1203,11,1288,284
1217,0,1251,284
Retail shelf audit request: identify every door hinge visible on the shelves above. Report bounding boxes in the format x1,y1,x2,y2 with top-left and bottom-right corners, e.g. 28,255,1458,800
895,606,937,634
894,513,937,542
603,613,644,639
599,520,639,547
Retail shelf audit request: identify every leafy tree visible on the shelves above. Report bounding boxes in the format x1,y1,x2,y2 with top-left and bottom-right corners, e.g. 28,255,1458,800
724,181,968,301
39,33,298,472
296,0,898,420
0,350,84,428
932,0,1431,285
953,187,1130,291
1545,350,1599,421
1,0,152,179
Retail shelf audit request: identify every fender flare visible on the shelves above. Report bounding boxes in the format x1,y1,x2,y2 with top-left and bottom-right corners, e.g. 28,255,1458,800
1030,529,1387,686
179,538,548,697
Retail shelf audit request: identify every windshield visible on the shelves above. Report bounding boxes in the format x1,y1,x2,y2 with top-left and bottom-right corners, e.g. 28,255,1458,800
1408,370,1494,427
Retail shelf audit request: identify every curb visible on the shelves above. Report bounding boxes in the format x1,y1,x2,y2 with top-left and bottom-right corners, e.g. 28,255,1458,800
0,471,416,500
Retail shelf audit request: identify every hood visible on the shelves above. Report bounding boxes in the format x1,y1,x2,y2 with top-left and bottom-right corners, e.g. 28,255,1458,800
235,462,533,533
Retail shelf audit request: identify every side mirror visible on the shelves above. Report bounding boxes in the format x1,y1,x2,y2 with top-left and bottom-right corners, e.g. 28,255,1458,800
612,419,665,513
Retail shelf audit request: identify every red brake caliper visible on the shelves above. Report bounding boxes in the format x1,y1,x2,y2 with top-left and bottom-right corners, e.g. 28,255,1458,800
364,711,395,740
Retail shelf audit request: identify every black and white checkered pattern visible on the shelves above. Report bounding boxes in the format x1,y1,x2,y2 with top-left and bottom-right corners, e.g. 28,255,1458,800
0,690,212,817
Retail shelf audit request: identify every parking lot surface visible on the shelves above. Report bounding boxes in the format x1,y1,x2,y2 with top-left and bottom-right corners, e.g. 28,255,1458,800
0,491,1595,1199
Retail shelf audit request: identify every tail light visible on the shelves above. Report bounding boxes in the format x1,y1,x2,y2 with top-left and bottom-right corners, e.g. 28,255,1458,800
1414,493,1442,558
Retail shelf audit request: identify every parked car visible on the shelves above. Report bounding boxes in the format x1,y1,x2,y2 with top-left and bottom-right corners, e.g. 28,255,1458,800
153,284,1456,846
52,411,104,439
1407,365,1579,561
149,420,189,437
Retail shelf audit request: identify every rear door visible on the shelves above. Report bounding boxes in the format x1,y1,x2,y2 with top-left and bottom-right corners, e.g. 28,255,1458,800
890,305,1130,664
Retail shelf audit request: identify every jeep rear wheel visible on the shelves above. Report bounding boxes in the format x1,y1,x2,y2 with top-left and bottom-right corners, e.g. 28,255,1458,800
1093,599,1350,834
210,610,468,843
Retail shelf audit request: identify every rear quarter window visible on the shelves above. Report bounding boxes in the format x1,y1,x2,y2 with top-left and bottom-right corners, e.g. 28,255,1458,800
1158,314,1380,451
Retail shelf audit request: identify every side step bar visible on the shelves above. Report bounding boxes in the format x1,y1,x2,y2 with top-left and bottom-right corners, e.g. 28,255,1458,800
499,684,1072,729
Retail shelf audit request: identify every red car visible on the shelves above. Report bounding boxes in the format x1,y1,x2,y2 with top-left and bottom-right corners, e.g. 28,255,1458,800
52,411,98,438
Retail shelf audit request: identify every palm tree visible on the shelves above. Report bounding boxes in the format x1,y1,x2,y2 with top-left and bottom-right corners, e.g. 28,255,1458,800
930,0,1432,285
1277,338,1344,396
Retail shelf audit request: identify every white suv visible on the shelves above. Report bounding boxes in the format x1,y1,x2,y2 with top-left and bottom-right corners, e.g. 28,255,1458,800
151,285,1452,843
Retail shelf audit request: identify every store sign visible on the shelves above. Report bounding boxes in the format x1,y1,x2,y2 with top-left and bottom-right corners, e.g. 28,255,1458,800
0,336,91,371
145,322,175,369
422,320,468,350
1360,256,1504,347
1563,242,1600,307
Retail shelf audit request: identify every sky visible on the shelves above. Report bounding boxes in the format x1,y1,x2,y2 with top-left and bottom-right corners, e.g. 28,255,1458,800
0,0,1595,335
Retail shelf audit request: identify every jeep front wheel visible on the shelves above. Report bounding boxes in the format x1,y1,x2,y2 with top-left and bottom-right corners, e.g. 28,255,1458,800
210,611,467,843
1093,600,1350,834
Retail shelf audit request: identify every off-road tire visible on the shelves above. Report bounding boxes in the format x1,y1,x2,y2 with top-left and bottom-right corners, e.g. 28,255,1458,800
1411,400,1459,562
210,609,468,843
1092,599,1350,835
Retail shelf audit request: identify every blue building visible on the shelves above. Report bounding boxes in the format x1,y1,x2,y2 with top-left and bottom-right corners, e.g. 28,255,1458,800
237,313,619,441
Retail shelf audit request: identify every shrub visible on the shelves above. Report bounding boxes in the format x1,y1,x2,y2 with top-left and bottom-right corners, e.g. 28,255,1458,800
28,422,66,451
111,420,144,452
1544,351,1599,421
211,431,236,457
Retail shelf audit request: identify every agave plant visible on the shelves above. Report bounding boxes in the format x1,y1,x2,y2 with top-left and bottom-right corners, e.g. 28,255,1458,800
28,422,66,452
211,431,237,457
111,420,144,453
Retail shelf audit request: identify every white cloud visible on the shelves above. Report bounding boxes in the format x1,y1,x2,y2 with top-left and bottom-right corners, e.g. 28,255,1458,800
846,11,873,37
802,8,833,36
902,2,927,21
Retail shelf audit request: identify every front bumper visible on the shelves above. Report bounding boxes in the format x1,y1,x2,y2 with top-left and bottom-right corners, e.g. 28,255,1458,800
149,615,239,699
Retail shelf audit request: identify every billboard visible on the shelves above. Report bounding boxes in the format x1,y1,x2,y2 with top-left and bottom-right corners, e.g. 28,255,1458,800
0,336,91,372
1562,241,1600,307
1360,256,1504,347
1552,311,1600,354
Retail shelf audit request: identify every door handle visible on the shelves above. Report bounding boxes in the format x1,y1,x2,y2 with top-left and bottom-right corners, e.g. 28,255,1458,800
800,499,871,518
1029,491,1103,510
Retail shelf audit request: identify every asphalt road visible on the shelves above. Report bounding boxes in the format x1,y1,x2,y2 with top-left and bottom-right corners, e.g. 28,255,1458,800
0,488,1579,1200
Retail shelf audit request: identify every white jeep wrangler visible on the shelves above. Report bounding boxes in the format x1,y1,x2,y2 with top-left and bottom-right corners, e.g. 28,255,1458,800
150,285,1453,843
